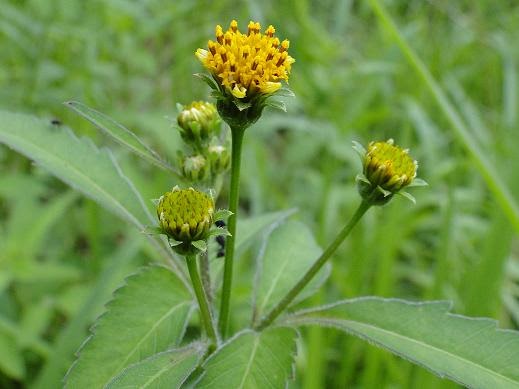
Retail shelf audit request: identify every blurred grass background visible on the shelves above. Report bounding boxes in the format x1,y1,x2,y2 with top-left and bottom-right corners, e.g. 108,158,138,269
1,0,519,388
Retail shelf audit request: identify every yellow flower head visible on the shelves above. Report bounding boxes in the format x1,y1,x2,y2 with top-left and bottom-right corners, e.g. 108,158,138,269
196,20,295,99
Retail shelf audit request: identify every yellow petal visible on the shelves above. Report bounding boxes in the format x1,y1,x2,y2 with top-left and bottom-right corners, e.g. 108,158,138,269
262,81,281,94
232,84,247,98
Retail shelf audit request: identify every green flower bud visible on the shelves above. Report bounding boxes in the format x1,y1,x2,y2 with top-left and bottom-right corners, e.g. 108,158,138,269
157,187,214,254
181,155,209,182
177,101,220,145
356,139,418,205
207,145,230,174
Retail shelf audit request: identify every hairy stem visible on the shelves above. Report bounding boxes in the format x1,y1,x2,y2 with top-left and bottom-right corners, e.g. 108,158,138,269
255,200,371,330
199,252,213,306
218,127,245,338
186,254,217,346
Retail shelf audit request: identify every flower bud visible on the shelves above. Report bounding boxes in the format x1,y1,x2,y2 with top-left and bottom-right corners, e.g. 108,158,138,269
207,145,230,174
157,187,215,254
177,101,220,145
181,155,209,182
356,139,418,205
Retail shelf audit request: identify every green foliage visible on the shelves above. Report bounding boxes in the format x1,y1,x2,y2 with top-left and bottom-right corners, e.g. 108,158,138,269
196,327,298,388
0,111,152,229
287,297,519,388
65,101,177,174
1,0,519,388
252,220,329,323
106,343,207,389
64,266,193,388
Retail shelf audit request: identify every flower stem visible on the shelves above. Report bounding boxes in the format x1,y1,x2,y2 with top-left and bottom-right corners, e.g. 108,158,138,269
254,200,371,331
218,127,245,338
199,252,213,306
186,254,217,346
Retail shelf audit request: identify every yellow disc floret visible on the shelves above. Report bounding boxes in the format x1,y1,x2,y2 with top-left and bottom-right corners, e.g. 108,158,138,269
364,139,417,192
157,187,214,243
196,20,295,99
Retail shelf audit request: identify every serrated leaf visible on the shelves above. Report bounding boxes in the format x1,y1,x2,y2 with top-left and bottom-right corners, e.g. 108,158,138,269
0,111,153,229
196,327,298,389
253,220,330,322
65,101,177,173
106,342,207,389
64,266,193,389
31,238,143,389
286,297,519,389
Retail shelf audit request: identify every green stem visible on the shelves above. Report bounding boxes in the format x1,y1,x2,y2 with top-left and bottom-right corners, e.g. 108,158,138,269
199,252,213,306
186,254,217,346
367,0,519,233
218,127,245,338
255,200,371,331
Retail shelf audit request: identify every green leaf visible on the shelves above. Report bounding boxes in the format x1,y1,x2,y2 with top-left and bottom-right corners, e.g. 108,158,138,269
32,238,143,389
253,220,330,322
0,111,153,229
194,73,219,91
0,330,26,380
64,266,193,389
196,327,298,388
65,101,177,174
286,297,519,389
236,208,297,256
106,343,206,389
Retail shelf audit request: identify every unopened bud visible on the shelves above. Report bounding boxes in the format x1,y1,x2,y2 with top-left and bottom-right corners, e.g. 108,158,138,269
157,187,214,254
207,145,230,174
177,101,220,145
356,139,418,205
181,155,209,182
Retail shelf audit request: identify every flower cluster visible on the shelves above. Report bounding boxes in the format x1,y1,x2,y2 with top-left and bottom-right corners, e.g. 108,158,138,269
196,20,295,99
176,101,230,185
